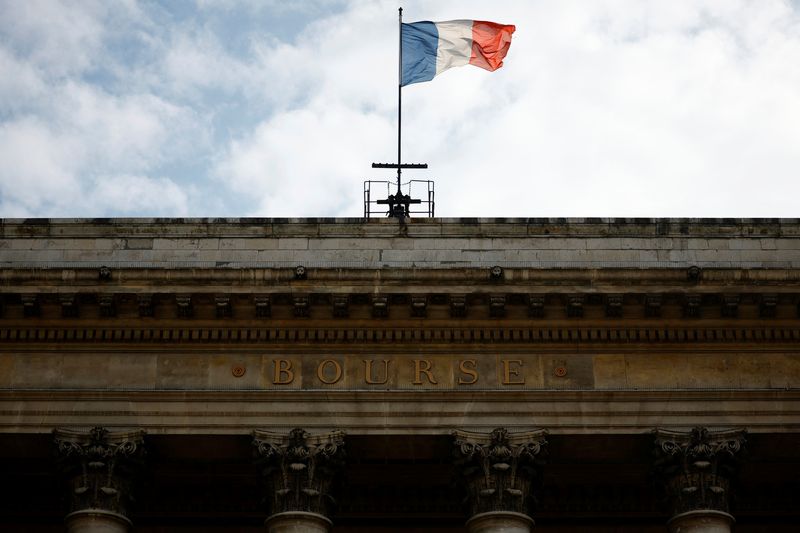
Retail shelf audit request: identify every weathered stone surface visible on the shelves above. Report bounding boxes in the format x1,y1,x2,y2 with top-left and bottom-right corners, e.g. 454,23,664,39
0,218,798,439
2,218,800,268
4,352,797,393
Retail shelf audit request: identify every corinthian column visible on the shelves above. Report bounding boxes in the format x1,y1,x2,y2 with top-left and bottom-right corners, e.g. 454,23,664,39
653,427,747,533
253,428,346,533
453,427,548,533
53,427,146,533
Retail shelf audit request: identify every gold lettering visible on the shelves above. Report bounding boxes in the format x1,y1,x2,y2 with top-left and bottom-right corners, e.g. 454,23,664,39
413,359,437,385
273,359,294,385
364,359,391,385
502,359,524,385
317,359,342,384
458,359,479,385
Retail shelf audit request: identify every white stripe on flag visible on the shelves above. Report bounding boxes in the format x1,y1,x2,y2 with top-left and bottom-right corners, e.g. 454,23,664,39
434,20,473,76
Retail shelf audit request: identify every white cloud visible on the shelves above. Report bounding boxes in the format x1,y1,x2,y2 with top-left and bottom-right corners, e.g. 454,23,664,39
2,0,800,217
218,101,392,216
213,0,800,216
0,117,80,214
89,174,189,215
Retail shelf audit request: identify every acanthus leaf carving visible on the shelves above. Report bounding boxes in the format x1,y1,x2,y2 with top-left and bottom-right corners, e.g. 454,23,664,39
253,428,345,519
653,426,746,517
53,426,146,519
453,427,547,519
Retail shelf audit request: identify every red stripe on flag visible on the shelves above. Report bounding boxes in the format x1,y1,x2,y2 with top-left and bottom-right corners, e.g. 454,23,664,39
469,21,516,72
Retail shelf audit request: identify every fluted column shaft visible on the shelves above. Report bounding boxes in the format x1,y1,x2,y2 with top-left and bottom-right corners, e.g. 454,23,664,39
253,428,345,533
453,428,548,533
654,427,746,533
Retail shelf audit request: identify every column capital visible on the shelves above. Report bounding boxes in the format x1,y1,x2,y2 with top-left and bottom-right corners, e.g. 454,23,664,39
653,426,747,517
253,428,346,521
53,427,146,523
453,427,548,520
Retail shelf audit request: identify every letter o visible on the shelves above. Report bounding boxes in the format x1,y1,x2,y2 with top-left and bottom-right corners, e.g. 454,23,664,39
317,359,343,385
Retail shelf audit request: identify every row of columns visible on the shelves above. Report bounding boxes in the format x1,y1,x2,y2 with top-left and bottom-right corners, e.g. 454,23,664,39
51,426,747,533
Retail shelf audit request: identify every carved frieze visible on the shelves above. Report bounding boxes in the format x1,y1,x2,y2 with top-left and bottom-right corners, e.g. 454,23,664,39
683,295,702,318
411,296,427,318
489,295,506,318
53,426,146,519
372,295,388,318
254,295,271,318
453,427,548,518
566,295,584,318
2,287,799,322
653,426,746,517
176,295,193,318
215,295,232,318
605,295,623,318
137,294,154,317
253,428,346,519
687,266,702,282
98,294,116,317
645,294,662,317
293,295,310,318
721,294,740,318
332,295,349,318
98,265,112,281
60,294,78,318
450,295,467,318
20,294,39,317
759,294,777,318
527,295,545,318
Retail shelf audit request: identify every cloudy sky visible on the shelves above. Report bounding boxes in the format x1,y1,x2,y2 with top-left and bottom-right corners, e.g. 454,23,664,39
1,0,799,218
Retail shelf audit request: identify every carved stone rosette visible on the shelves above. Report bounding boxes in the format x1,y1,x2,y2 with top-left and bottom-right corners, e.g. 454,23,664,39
453,428,548,521
653,427,746,519
253,428,346,522
53,427,146,529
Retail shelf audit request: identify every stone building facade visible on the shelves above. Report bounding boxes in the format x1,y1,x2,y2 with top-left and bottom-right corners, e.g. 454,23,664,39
0,217,798,532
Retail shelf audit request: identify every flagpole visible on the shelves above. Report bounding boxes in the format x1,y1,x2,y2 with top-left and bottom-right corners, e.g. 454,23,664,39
397,7,403,195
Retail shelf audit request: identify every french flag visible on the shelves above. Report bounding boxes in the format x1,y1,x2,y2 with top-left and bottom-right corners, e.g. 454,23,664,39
401,20,516,86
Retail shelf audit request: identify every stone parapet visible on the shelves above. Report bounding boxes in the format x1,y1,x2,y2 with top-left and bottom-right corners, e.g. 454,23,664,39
2,218,800,269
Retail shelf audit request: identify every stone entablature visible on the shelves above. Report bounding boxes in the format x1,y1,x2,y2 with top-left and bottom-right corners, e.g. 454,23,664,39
1,218,798,437
2,218,800,268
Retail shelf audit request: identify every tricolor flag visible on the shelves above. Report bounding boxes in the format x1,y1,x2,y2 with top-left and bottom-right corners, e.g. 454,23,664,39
401,20,516,86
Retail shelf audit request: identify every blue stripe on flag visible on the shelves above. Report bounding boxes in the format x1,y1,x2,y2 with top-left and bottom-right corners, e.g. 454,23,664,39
401,22,438,86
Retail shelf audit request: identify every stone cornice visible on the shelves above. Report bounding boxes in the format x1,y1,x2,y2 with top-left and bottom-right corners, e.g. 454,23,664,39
4,218,800,271
4,266,800,285
3,217,800,238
